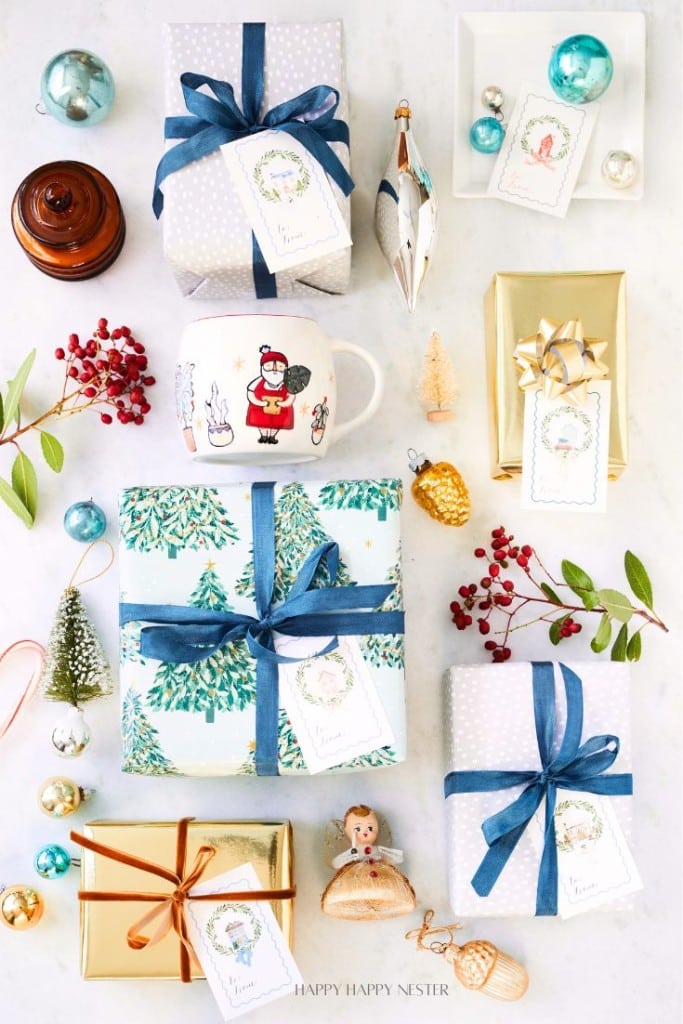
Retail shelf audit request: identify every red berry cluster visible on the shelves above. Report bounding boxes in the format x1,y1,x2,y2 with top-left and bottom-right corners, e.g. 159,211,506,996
450,525,581,662
54,318,155,425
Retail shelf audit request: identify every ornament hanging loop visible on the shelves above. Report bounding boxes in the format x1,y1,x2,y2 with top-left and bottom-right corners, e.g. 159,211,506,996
35,102,48,116
406,909,463,953
67,538,115,590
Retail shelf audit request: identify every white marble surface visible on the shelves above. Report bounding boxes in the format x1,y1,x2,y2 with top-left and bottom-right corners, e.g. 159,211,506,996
0,1,681,1021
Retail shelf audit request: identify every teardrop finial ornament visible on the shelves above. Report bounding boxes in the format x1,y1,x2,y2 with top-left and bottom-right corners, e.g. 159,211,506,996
374,101,437,313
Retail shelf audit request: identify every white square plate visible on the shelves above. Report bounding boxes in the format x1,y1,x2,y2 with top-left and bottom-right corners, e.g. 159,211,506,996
453,11,645,200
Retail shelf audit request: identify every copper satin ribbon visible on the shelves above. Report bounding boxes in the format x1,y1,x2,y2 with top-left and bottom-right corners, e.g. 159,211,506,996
513,316,609,405
0,639,45,741
70,817,296,982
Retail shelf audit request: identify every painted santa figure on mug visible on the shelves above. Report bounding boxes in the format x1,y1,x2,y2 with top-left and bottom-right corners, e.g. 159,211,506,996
246,344,310,445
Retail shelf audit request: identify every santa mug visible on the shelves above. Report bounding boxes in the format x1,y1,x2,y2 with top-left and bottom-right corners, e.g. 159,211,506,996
176,315,383,463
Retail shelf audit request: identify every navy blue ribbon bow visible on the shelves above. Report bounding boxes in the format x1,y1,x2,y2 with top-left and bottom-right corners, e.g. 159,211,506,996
120,482,403,777
153,22,354,220
443,662,633,915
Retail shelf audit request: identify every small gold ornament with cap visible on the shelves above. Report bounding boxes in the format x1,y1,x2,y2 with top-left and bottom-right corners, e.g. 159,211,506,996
406,910,529,1001
37,775,95,818
0,884,45,930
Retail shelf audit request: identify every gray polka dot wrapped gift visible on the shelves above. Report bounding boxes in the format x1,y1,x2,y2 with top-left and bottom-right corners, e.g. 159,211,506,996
154,21,352,300
444,661,638,917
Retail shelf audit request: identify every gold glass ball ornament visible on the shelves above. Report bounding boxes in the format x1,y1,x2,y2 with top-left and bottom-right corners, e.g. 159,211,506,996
0,884,45,930
408,449,471,526
601,150,637,190
37,776,94,818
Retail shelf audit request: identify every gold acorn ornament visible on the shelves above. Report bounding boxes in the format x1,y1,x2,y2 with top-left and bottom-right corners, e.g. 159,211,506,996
408,449,471,526
406,911,528,1001
37,776,95,818
0,884,45,930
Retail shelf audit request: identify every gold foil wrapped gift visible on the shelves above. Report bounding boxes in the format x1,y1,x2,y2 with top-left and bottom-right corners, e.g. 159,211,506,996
73,819,294,979
484,271,628,479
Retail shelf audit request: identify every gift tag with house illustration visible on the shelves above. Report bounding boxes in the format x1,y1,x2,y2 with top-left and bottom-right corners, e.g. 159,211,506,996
521,381,611,512
221,129,351,273
275,635,395,774
185,862,302,1020
530,790,643,918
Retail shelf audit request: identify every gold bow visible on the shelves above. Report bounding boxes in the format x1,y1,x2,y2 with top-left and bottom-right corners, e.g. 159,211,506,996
513,317,609,405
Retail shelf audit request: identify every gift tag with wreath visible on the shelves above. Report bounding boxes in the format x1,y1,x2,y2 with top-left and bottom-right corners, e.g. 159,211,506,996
530,789,642,917
221,129,351,273
275,635,395,773
185,862,302,1020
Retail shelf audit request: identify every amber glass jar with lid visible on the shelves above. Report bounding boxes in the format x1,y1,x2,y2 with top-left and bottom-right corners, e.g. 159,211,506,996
11,160,125,280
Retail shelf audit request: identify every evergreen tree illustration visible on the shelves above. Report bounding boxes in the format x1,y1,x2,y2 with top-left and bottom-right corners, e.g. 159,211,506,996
146,562,256,724
235,483,353,603
119,486,239,559
238,709,397,773
120,620,145,665
360,552,404,669
318,478,402,522
42,587,113,705
122,688,177,775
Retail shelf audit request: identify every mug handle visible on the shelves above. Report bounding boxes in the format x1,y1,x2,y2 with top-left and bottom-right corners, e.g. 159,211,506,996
329,340,384,442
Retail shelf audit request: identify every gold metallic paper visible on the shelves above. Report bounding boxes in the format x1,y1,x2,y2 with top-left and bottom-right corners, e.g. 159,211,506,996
484,271,628,479
78,820,294,979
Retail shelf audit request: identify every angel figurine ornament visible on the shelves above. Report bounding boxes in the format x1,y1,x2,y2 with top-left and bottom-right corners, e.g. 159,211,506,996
321,804,416,920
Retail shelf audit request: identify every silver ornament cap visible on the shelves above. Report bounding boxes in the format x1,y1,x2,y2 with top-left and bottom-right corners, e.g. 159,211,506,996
374,100,438,313
51,705,91,757
601,150,637,190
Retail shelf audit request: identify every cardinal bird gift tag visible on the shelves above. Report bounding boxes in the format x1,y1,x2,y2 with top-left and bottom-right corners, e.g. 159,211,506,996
487,84,597,217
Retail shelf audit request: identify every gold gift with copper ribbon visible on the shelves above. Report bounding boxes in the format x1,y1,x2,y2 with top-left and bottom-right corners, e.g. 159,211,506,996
484,271,628,479
73,818,295,979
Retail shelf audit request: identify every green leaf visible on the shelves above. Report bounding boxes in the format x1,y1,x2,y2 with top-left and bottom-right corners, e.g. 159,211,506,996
590,613,612,654
0,476,33,527
0,391,4,434
627,631,642,662
624,551,653,610
561,559,598,608
2,349,36,433
541,582,562,605
597,588,634,624
11,451,37,519
39,430,64,473
549,614,570,646
610,623,628,661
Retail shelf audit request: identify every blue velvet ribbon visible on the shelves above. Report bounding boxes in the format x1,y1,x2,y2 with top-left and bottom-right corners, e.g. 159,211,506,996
443,662,633,915
120,482,403,778
152,23,354,295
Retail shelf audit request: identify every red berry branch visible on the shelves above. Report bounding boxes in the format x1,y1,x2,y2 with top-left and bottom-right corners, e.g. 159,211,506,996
450,526,668,663
0,318,155,527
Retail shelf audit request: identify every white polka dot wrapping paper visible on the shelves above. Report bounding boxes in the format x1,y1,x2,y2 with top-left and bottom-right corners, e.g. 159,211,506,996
160,21,352,299
445,661,635,916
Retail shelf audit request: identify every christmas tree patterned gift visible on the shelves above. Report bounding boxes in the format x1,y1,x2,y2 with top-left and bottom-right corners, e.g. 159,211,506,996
119,480,406,776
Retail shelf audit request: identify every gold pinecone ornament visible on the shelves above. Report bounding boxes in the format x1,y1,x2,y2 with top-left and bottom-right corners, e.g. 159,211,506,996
408,450,471,526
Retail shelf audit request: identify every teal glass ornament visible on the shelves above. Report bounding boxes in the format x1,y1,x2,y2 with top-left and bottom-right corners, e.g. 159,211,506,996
34,844,79,879
63,501,107,541
548,35,613,104
40,49,115,127
469,117,505,154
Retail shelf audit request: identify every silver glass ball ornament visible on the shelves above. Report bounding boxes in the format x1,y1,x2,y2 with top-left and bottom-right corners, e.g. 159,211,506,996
601,150,637,190
40,49,115,127
50,706,91,757
481,86,504,114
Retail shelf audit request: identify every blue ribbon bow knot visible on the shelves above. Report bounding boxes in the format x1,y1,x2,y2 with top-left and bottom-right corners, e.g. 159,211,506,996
443,662,632,915
153,22,354,219
120,482,403,778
